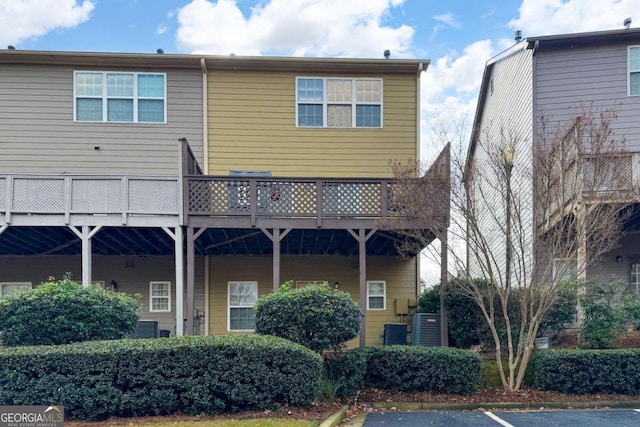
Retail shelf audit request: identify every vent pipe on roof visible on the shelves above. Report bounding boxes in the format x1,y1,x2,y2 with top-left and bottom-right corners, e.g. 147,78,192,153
624,17,632,29
7,45,15,50
515,30,522,42
156,48,164,54
384,49,390,59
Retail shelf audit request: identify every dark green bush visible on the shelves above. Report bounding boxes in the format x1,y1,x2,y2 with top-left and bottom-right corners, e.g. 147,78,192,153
0,277,138,346
420,280,577,349
0,335,323,420
532,349,640,394
254,282,363,352
324,348,370,398
579,279,639,349
364,346,481,394
327,346,480,396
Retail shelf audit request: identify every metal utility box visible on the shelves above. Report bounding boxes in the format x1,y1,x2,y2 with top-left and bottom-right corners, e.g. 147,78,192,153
395,298,409,315
383,323,407,345
412,313,441,346
131,320,159,338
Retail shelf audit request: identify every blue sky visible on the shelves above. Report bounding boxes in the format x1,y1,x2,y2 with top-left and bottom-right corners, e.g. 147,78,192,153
1,0,637,157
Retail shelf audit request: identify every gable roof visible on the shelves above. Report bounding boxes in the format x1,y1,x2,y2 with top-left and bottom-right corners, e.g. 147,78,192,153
465,27,640,179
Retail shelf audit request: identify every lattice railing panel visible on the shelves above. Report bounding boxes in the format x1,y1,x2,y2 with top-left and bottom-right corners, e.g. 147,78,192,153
0,177,5,211
128,179,179,213
13,178,65,212
322,182,381,215
71,179,121,212
189,179,235,213
291,182,317,214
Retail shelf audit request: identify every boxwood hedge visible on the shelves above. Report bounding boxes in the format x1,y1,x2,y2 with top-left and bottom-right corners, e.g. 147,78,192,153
532,349,640,395
327,346,481,397
0,335,323,421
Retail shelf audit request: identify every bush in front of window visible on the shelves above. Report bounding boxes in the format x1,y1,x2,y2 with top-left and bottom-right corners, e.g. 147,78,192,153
0,335,323,421
326,346,481,396
254,282,363,353
0,276,138,346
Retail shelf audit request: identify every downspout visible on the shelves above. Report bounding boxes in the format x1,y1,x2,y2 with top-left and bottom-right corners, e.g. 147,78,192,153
416,62,424,301
200,58,210,335
201,57,209,174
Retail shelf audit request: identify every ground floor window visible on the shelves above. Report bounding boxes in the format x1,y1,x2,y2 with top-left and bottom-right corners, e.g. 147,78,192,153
367,280,386,310
0,282,31,297
150,281,171,312
631,263,640,293
228,281,258,331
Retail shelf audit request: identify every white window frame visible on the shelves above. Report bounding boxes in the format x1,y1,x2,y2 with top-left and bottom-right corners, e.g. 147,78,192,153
0,282,31,297
73,71,167,123
628,46,640,96
295,77,383,128
631,261,640,293
366,280,386,310
149,281,171,313
228,281,258,331
295,280,328,288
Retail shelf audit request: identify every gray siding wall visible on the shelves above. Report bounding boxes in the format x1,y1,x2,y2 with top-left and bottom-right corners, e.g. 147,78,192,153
0,255,206,334
0,64,204,175
535,42,640,150
468,47,534,286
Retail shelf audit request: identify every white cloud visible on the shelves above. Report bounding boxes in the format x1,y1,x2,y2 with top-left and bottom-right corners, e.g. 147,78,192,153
176,0,414,57
433,13,462,30
156,24,168,35
509,0,637,36
0,0,94,47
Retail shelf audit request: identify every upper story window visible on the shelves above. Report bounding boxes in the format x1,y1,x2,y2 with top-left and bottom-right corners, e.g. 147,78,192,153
74,71,166,123
629,46,640,96
296,77,383,128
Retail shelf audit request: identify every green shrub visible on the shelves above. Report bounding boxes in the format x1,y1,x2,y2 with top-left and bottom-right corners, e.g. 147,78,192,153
0,335,323,421
0,277,138,346
420,280,577,349
364,346,481,394
579,279,635,349
324,348,370,398
327,346,480,396
254,282,363,353
532,349,640,394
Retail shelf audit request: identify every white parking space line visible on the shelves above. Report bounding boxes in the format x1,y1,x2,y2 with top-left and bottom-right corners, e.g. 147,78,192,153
484,411,515,427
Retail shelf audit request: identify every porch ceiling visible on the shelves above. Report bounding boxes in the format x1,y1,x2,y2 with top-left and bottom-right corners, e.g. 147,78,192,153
0,226,429,257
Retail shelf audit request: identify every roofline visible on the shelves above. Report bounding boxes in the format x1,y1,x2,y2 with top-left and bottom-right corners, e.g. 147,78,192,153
0,49,429,74
465,26,640,178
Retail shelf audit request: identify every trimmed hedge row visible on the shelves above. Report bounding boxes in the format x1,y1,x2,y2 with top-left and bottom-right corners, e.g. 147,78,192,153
532,349,640,394
0,335,323,421
327,346,481,397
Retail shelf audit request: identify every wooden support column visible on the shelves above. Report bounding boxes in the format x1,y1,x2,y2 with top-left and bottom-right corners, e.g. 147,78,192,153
440,232,449,347
347,228,376,347
69,225,102,287
186,226,207,335
186,226,195,335
163,226,184,336
262,228,292,290
576,205,587,325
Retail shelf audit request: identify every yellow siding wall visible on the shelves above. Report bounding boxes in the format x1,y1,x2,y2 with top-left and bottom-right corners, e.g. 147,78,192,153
207,255,417,346
207,71,417,177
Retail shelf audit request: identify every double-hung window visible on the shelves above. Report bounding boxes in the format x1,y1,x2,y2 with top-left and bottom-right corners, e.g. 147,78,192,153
366,280,386,310
150,281,171,312
74,71,166,123
0,282,31,297
296,77,382,128
629,46,640,96
228,281,258,331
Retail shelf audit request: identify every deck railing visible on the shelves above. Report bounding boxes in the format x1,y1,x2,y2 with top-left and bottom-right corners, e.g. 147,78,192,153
0,175,180,224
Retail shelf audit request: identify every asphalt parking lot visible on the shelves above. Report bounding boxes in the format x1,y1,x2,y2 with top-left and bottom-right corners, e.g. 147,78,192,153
363,409,640,426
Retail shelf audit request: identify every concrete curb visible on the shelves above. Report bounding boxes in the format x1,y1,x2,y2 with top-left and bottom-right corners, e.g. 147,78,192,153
319,405,349,427
370,399,640,411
